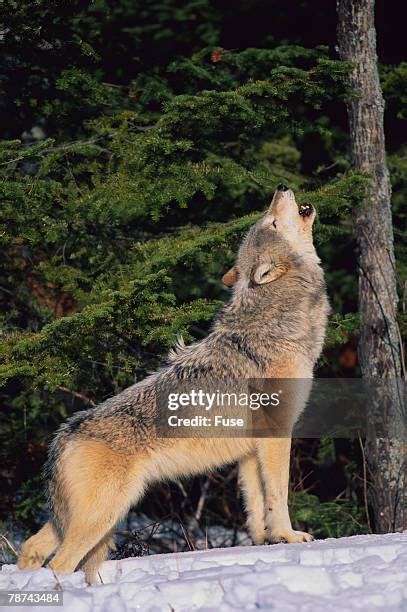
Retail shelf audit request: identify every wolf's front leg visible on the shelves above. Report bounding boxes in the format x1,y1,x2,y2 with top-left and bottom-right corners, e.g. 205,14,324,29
256,438,313,543
238,453,266,544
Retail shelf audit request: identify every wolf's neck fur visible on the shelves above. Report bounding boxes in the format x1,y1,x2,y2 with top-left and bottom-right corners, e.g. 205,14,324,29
217,262,327,334
167,261,329,379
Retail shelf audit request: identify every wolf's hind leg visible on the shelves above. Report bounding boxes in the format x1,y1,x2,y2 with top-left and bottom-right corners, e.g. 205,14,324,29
48,439,144,576
79,529,115,584
18,521,60,570
238,452,266,545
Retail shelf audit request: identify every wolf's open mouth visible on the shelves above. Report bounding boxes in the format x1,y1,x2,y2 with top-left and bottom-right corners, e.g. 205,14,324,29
299,203,314,217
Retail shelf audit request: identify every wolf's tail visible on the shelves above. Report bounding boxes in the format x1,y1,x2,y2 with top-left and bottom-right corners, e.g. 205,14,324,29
43,409,118,583
43,409,91,537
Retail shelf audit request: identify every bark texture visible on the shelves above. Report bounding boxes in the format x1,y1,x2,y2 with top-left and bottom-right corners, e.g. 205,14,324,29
337,0,405,531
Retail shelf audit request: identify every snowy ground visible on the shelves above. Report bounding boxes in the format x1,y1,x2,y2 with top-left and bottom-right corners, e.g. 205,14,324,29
1,533,406,611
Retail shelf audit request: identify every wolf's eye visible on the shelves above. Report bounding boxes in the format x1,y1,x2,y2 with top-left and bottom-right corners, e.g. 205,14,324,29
272,220,277,228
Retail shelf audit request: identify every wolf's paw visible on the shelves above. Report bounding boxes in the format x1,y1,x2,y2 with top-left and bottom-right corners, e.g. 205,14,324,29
267,529,313,544
249,530,267,546
17,550,45,570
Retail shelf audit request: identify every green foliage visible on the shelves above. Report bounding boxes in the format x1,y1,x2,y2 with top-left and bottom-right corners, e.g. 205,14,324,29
381,63,407,119
1,272,220,392
290,491,368,538
325,314,361,348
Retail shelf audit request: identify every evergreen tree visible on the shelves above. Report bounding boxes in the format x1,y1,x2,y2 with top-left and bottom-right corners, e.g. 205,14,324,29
337,0,405,531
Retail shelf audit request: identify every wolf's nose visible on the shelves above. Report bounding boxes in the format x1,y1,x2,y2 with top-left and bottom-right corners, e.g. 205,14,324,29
277,184,289,192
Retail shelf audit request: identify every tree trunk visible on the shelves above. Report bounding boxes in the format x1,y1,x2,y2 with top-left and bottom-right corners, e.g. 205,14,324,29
337,0,405,531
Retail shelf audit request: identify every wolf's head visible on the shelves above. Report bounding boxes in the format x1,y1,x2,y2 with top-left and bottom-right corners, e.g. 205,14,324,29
223,185,319,289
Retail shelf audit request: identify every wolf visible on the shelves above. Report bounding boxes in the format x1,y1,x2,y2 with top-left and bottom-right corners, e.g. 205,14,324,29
18,185,329,582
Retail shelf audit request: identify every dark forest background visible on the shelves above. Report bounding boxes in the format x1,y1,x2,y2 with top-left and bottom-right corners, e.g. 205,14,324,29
0,0,406,559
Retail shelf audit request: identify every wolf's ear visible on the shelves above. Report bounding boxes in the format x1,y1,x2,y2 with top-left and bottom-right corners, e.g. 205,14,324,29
251,262,287,285
222,266,238,287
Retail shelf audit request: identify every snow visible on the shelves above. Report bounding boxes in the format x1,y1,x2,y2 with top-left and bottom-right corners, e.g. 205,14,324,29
1,533,406,611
